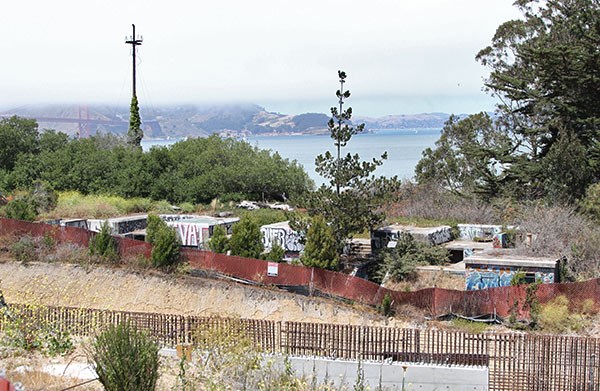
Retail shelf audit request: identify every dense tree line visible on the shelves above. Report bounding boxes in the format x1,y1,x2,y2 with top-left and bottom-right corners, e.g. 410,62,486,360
416,0,600,204
0,116,313,204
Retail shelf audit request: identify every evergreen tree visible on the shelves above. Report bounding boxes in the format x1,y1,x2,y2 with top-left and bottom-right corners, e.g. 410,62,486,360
127,95,143,148
146,214,180,267
208,224,229,254
417,0,600,203
304,71,400,251
228,216,264,259
264,241,285,263
301,215,339,270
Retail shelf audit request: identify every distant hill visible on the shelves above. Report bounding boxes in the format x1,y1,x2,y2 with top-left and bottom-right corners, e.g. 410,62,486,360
0,104,450,138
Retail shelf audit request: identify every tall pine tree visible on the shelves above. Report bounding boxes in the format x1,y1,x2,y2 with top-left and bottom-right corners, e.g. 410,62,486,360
303,71,400,252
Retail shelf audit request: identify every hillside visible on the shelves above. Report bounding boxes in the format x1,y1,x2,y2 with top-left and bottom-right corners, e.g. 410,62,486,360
0,261,403,327
0,104,450,139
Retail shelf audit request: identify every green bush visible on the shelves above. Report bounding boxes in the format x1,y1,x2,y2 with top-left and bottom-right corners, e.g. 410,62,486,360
229,216,264,259
147,214,180,268
151,224,181,268
376,233,449,282
1,304,74,356
301,215,339,271
264,241,285,263
378,293,394,317
10,235,38,263
538,295,588,333
88,323,159,391
89,221,118,263
4,199,37,221
208,224,229,254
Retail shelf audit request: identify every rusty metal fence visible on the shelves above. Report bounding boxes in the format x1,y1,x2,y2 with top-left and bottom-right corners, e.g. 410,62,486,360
2,304,600,390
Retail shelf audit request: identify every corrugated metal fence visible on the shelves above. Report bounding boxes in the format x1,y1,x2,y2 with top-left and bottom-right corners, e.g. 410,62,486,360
1,304,599,390
3,218,600,320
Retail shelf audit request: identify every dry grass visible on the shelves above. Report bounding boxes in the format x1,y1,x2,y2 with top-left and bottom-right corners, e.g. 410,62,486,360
385,269,465,292
6,369,100,391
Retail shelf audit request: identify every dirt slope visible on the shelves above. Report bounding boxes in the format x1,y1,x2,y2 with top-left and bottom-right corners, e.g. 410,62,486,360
0,261,402,326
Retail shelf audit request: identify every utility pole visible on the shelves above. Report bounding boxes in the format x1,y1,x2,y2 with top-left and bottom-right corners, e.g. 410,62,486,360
125,24,143,97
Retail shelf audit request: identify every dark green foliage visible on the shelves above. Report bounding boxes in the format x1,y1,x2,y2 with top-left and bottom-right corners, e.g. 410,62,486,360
4,199,36,221
145,214,163,245
303,71,400,251
89,221,118,263
580,183,600,223
208,224,229,254
146,215,180,268
376,233,449,282
417,0,600,204
378,293,394,317
264,241,285,262
2,117,312,204
228,216,264,259
301,215,339,270
128,95,143,148
89,322,159,391
0,116,39,171
151,225,180,268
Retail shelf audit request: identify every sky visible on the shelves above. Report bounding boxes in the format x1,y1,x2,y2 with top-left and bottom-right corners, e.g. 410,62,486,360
0,1,522,117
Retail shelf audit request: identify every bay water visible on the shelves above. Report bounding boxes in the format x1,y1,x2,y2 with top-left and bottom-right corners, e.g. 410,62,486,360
141,128,441,186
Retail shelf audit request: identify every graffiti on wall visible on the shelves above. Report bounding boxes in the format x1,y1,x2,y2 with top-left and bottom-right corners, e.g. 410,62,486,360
88,217,147,235
465,265,555,290
169,222,210,247
261,226,304,253
458,224,503,241
371,226,452,251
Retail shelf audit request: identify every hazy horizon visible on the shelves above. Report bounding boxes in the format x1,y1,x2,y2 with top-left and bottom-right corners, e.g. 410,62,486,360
1,1,521,117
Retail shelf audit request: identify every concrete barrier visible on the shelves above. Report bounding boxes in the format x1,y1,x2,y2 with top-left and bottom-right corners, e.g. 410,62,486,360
277,356,488,390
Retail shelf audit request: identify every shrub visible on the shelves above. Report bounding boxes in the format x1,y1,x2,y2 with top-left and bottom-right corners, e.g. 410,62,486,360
229,216,264,259
89,221,118,263
264,241,285,263
376,233,449,283
378,293,394,317
1,304,74,356
4,199,37,221
301,215,339,271
208,224,229,254
151,224,181,268
88,323,159,391
146,214,180,268
10,235,38,264
538,296,587,333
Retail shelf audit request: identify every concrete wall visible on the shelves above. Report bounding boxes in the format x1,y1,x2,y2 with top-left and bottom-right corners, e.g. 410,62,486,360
466,264,555,290
457,224,503,241
277,356,488,391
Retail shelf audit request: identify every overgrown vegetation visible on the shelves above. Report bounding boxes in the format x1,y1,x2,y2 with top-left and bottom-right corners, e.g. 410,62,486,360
375,233,449,284
1,303,74,356
301,215,339,270
88,322,160,391
146,214,181,268
537,296,595,334
228,216,264,259
89,221,118,263
0,116,313,204
182,319,356,390
208,224,229,254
